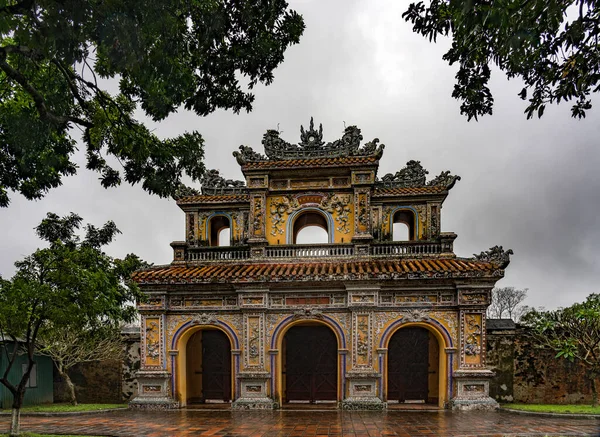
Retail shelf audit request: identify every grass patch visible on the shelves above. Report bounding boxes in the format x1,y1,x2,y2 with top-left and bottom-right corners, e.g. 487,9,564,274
504,403,600,414
1,403,127,413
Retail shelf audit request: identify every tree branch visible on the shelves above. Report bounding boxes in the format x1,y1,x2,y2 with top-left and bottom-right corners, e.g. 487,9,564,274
0,48,93,128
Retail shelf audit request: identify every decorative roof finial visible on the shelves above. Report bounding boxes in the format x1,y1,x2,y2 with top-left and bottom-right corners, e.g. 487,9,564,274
473,246,513,268
232,119,385,163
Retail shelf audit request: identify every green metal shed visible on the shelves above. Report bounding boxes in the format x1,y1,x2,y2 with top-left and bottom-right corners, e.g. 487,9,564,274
0,341,53,408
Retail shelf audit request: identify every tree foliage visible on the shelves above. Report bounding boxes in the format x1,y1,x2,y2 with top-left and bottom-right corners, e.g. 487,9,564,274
403,0,600,120
0,0,304,206
521,294,600,406
0,212,144,436
487,286,528,321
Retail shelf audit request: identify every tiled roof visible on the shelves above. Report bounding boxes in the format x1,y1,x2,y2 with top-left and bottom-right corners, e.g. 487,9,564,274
242,156,378,170
132,258,502,284
177,194,249,204
373,186,447,196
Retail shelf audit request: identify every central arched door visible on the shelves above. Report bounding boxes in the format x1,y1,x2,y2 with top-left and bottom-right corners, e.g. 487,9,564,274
186,329,231,403
388,327,438,404
284,325,337,402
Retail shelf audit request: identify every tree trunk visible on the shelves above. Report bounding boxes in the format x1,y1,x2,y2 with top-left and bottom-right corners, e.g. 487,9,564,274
9,407,20,436
62,371,78,406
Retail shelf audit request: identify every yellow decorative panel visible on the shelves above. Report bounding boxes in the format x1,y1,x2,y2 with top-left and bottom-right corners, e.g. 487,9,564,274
462,313,483,366
265,193,354,245
144,317,161,367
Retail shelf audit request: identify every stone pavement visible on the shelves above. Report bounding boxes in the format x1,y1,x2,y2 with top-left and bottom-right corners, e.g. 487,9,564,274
1,409,599,437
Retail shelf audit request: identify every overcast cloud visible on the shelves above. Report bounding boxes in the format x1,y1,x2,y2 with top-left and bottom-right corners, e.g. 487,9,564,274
1,0,599,310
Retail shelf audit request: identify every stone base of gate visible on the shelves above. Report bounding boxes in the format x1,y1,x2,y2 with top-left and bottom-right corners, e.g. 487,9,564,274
450,369,499,411
341,398,387,410
341,372,385,410
129,370,179,409
232,371,277,410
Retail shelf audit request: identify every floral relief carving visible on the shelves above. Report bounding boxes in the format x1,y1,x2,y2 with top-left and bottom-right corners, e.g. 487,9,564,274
354,314,372,367
322,194,352,234
248,325,260,358
356,193,369,232
270,196,299,236
464,314,482,357
190,313,218,325
145,320,160,360
252,197,264,237
293,308,324,320
187,213,195,243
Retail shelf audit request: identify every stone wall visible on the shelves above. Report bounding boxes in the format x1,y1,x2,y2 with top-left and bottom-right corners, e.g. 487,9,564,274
54,359,122,404
487,320,600,405
121,328,141,401
53,328,141,404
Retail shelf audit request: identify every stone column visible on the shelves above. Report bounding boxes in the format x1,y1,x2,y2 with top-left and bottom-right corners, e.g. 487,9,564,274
450,288,498,410
233,287,276,409
130,296,178,408
342,285,385,410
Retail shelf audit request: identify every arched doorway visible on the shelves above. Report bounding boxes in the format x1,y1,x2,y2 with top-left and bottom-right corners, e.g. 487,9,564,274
292,211,329,244
186,329,231,403
387,327,440,404
283,325,337,403
392,209,416,241
208,215,231,246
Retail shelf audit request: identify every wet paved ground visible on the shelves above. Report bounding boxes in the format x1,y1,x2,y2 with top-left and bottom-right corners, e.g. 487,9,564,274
2,409,599,437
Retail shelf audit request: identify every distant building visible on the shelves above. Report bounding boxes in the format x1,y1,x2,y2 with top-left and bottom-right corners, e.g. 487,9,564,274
0,339,53,408
131,119,511,410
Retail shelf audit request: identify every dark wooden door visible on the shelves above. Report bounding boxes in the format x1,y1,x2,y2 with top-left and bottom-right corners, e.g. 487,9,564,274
388,327,429,402
285,326,337,402
202,330,231,401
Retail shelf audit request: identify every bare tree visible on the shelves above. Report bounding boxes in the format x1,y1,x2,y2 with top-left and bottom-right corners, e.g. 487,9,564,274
38,325,124,405
487,287,528,321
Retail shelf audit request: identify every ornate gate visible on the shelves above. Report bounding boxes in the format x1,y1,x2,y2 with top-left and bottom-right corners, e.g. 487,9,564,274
388,327,429,402
284,325,337,402
201,330,231,401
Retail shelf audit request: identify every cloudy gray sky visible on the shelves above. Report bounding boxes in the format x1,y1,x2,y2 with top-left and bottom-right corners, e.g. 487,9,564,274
1,0,599,310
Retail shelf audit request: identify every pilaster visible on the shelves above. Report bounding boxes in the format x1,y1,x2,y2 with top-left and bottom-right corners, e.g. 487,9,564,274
450,287,498,410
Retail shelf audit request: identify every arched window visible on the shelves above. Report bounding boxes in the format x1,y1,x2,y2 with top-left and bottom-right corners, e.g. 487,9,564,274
392,210,416,241
292,211,329,244
209,216,231,247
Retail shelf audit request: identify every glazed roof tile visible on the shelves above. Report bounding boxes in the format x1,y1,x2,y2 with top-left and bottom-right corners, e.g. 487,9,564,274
373,186,447,196
132,258,501,284
176,194,249,204
242,155,378,170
